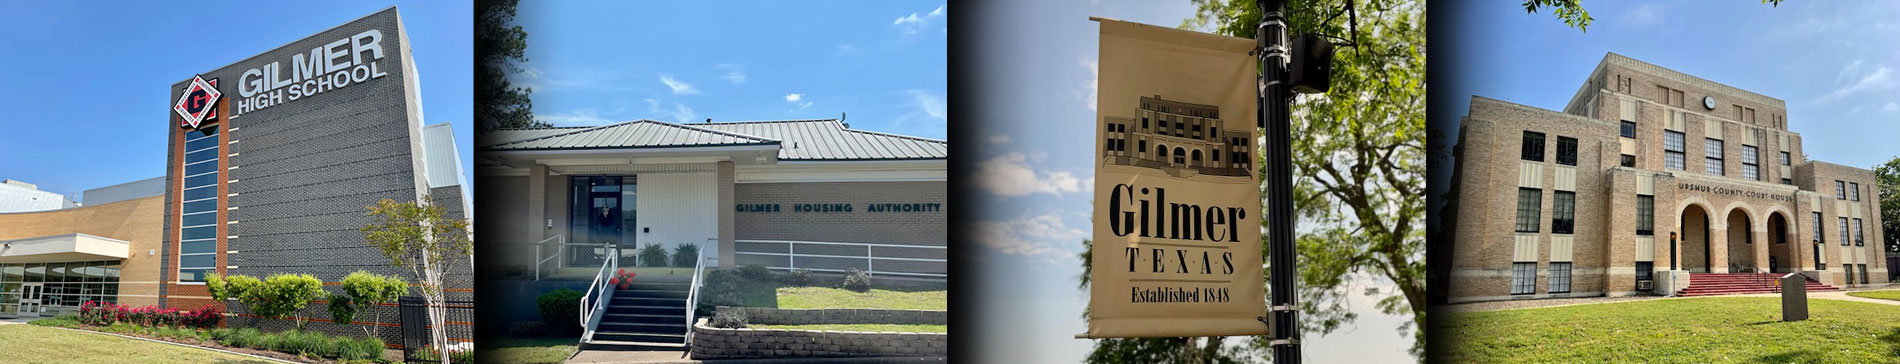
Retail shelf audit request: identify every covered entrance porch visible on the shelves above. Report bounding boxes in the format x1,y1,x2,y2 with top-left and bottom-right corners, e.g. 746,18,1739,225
0,233,131,317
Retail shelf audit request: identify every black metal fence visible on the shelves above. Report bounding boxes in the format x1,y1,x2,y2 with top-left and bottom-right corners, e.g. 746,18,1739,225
399,296,475,363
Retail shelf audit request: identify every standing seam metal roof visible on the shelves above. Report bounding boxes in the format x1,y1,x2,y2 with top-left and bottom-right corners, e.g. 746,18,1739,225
480,119,946,161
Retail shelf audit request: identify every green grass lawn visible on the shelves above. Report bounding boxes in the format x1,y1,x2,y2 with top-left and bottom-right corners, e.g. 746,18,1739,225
1439,297,1900,363
751,323,948,333
0,324,275,364
777,286,947,310
479,337,578,364
1847,290,1900,302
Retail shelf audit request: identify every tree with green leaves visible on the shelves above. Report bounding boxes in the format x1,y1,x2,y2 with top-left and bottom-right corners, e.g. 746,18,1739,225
476,0,543,130
1875,157,1900,258
1520,0,1785,32
362,195,473,364
335,270,410,337
210,273,324,330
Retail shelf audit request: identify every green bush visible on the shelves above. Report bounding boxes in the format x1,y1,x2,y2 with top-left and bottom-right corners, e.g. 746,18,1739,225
735,264,775,281
840,268,873,292
28,314,81,328
327,294,356,327
639,244,670,267
339,270,408,336
337,337,385,361
708,308,748,328
229,327,265,349
536,288,583,336
672,243,700,267
780,268,815,287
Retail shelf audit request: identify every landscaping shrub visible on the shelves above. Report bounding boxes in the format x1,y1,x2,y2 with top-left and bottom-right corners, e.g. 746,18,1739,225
780,268,815,287
536,288,583,336
639,243,670,267
735,264,775,281
228,328,266,349
328,294,357,327
509,321,551,338
336,336,385,361
180,305,222,329
708,308,748,329
339,270,408,336
672,243,700,267
840,268,873,292
28,314,81,328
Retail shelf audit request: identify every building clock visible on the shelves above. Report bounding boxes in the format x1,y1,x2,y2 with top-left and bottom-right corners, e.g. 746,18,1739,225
1703,95,1717,110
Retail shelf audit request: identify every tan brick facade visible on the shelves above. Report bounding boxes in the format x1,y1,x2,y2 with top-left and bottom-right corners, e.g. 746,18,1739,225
1448,53,1888,303
0,196,164,307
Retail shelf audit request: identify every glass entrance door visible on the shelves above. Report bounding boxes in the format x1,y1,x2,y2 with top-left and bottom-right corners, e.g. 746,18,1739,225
569,176,637,267
19,283,41,317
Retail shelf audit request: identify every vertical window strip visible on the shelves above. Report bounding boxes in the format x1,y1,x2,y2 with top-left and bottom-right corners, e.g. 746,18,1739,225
1516,188,1542,233
1636,195,1655,235
1552,191,1575,234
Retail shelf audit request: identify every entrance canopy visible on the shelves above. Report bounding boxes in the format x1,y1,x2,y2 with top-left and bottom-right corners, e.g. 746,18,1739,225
0,233,130,263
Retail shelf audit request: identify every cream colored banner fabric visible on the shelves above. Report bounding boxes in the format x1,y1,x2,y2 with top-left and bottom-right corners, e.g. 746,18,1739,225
1087,17,1267,338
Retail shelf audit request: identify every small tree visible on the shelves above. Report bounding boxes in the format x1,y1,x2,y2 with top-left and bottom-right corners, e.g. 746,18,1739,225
340,271,409,337
672,243,700,268
215,273,323,330
362,195,472,364
639,243,670,267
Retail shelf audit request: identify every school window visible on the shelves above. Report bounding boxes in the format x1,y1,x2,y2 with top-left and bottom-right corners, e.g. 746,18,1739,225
1620,121,1637,138
1511,262,1537,295
1780,151,1791,166
1636,195,1655,236
1860,264,1869,284
1837,180,1847,200
1840,217,1851,246
1664,131,1686,170
1548,262,1572,293
1704,138,1724,175
1635,261,1654,282
1621,154,1636,167
1552,191,1576,234
1846,265,1857,285
1138,139,1147,153
1522,131,1546,162
1782,178,1793,185
1554,137,1578,166
1141,117,1149,129
1850,182,1860,201
1741,145,1759,180
1516,188,1542,233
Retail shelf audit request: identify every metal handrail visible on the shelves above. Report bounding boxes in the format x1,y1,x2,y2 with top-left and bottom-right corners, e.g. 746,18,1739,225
733,239,947,279
685,238,712,346
534,234,565,281
580,247,617,342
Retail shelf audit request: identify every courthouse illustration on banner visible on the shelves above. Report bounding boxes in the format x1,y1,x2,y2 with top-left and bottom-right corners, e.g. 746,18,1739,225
1087,17,1268,338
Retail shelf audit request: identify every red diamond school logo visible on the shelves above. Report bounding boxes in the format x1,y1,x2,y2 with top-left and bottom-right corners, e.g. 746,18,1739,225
174,75,221,129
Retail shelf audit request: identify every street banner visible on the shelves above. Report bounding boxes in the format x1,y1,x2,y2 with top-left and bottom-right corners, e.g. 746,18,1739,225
1087,17,1267,338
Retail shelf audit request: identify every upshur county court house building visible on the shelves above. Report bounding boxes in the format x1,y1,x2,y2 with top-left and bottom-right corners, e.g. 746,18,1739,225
0,7,470,346
1446,53,1888,303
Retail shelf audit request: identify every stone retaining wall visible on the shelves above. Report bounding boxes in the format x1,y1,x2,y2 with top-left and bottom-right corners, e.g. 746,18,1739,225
722,307,946,325
690,319,948,359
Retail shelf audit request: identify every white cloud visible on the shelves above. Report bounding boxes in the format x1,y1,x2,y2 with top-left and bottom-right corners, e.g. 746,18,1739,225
784,93,813,109
987,134,1012,144
905,89,947,121
838,44,858,55
717,64,746,84
972,213,1084,263
1082,59,1098,111
1622,3,1664,28
533,109,613,127
974,152,1083,196
893,4,947,35
645,98,697,123
659,74,703,95
1819,65,1895,103
1886,102,1899,112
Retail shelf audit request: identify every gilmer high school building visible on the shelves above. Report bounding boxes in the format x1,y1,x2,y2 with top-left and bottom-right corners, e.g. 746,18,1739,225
1446,53,1887,303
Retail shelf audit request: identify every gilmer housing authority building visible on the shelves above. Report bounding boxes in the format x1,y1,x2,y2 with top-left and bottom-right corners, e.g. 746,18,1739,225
1446,53,1887,303
0,7,471,347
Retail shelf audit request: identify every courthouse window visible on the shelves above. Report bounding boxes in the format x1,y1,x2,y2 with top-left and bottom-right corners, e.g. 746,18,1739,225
1516,188,1542,233
1841,217,1851,246
1815,212,1825,243
1780,151,1791,166
1664,131,1686,170
1522,131,1546,162
1741,145,1760,181
1548,262,1572,293
1556,137,1578,166
1635,262,1654,283
1622,154,1636,167
1621,121,1637,138
1861,264,1870,284
1552,191,1576,234
1854,218,1864,246
1636,195,1655,236
1847,265,1857,285
1704,138,1725,175
1511,262,1537,295
1851,182,1860,201
1837,181,1847,200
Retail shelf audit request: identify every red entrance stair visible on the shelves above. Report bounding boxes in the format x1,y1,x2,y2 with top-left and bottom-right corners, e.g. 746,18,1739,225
1675,273,1841,297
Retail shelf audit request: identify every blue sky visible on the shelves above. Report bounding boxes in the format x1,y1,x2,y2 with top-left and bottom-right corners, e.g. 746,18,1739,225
1433,1,1900,198
510,1,948,140
0,1,473,202
965,1,1412,362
